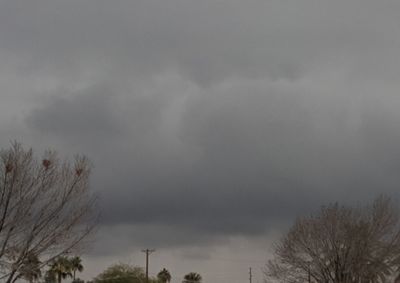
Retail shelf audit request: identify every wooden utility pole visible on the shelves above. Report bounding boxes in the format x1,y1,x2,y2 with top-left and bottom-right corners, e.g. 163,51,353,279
142,249,155,283
249,267,252,283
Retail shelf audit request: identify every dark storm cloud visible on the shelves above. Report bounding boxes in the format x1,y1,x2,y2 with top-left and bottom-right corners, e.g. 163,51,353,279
96,81,400,246
25,77,400,252
27,87,121,138
2,0,400,262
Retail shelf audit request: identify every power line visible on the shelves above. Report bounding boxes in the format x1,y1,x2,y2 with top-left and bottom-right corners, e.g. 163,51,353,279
177,255,267,264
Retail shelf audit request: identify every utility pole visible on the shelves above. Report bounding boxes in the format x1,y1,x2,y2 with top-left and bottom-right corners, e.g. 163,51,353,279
142,249,155,283
249,267,252,283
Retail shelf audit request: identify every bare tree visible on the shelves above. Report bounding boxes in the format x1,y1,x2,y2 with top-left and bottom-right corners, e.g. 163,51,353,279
265,196,400,283
0,142,98,283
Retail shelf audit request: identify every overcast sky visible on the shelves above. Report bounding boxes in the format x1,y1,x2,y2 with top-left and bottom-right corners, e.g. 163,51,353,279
2,0,400,282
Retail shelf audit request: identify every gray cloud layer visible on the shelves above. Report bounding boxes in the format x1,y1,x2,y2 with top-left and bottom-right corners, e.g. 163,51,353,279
2,0,400,281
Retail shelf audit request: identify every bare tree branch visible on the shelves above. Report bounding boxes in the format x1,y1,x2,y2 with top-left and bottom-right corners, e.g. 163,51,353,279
0,143,99,283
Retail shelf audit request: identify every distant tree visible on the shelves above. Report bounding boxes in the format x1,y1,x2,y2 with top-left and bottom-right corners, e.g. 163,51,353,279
157,268,171,283
70,256,84,280
93,263,150,283
44,269,57,283
72,279,85,283
265,195,400,283
182,272,202,283
48,256,72,283
0,143,98,283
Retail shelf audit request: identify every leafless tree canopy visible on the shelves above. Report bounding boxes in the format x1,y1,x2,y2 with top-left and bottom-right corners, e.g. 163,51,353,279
265,196,400,283
0,143,98,283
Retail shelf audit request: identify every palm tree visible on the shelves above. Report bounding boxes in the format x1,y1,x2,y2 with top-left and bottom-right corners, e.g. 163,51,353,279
13,253,42,283
182,272,202,283
70,256,84,280
44,270,56,283
157,268,171,283
49,256,72,283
